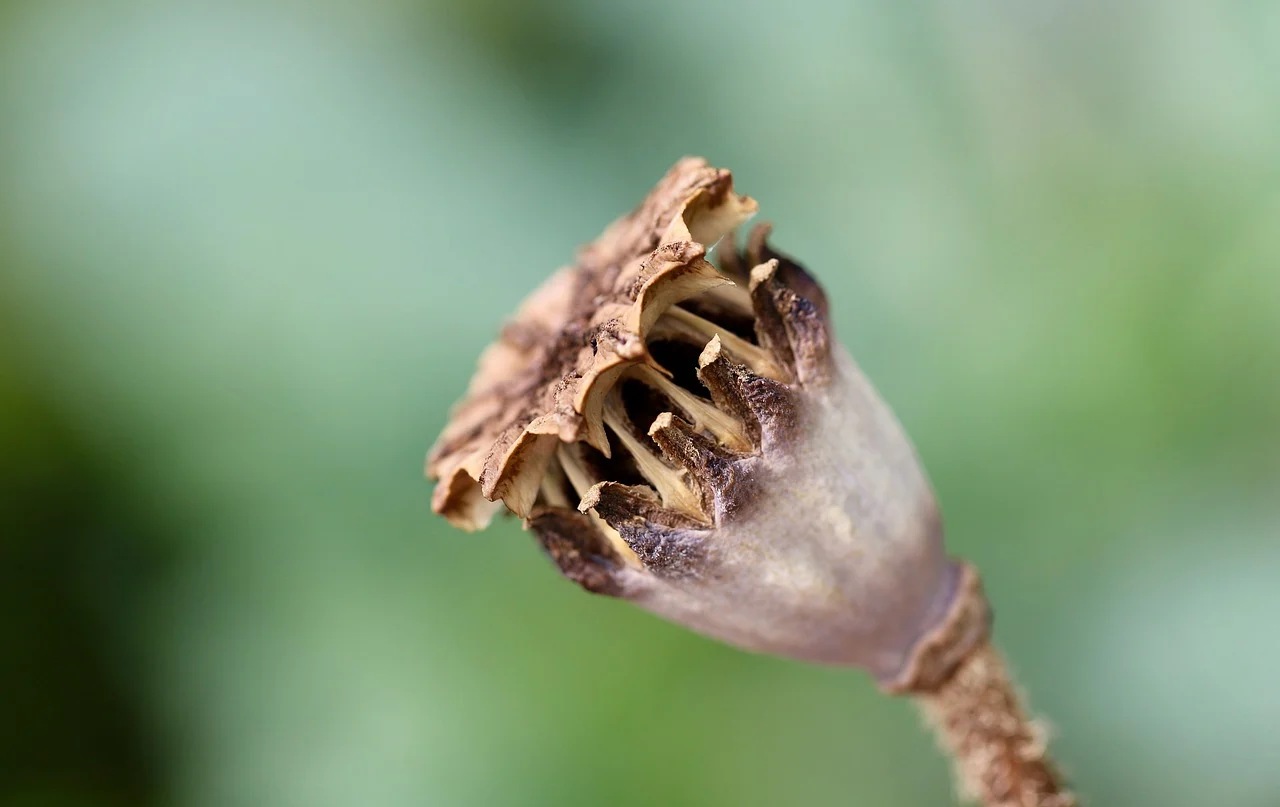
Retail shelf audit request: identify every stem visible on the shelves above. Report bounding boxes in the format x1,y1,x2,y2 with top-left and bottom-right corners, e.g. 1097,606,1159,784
915,640,1077,807
887,564,1076,806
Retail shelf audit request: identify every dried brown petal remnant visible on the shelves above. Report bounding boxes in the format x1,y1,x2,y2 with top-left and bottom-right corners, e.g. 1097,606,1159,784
427,159,756,532
427,157,968,684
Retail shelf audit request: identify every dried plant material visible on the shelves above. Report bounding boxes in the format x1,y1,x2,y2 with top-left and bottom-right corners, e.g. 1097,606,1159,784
919,641,1077,807
427,158,756,531
426,158,1076,806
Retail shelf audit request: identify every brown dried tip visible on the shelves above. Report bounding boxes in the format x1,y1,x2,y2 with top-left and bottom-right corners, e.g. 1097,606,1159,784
428,158,959,685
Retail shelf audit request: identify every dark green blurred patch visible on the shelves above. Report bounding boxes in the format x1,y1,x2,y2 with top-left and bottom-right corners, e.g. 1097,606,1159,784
0,325,164,807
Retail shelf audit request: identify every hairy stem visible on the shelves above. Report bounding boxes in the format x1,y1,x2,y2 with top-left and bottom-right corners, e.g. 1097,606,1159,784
915,640,1077,807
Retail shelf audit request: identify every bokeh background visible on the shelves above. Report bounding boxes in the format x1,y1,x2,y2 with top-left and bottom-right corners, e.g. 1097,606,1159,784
2,1,1278,805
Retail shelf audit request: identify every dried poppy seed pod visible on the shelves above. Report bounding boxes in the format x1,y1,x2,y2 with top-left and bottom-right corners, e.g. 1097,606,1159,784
427,158,974,686
428,159,1075,807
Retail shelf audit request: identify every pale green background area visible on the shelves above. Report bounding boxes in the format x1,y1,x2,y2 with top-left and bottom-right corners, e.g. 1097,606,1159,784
1,1,1278,806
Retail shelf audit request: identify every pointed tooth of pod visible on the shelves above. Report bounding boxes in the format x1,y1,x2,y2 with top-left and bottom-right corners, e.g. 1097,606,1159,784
748,258,833,388
578,482,711,578
696,336,799,450
647,412,753,520
744,223,829,317
746,258,798,378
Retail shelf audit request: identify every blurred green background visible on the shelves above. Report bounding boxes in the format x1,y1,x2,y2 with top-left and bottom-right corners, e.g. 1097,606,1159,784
2,1,1278,805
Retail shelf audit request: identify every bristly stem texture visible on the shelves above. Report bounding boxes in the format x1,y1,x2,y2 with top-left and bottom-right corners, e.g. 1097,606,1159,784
915,641,1077,807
